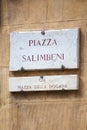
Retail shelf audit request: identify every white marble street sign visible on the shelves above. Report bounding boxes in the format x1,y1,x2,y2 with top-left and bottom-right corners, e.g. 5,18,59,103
9,75,79,92
9,29,79,71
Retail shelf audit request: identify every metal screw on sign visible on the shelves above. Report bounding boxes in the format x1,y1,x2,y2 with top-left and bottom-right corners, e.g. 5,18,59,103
41,31,45,35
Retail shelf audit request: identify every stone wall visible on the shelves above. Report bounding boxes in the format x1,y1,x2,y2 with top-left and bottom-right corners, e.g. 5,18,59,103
0,0,87,129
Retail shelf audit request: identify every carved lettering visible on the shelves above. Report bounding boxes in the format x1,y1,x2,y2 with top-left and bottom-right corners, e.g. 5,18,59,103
28,39,58,46
22,53,64,62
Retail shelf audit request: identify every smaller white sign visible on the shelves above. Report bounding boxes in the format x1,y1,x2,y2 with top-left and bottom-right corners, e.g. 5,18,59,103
9,75,79,92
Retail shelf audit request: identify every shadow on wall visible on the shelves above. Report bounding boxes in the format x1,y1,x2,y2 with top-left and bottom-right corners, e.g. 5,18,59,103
0,0,2,26
8,0,23,4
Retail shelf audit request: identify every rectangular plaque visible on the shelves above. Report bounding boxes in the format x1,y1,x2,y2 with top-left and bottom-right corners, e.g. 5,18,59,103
9,75,79,92
9,29,79,71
